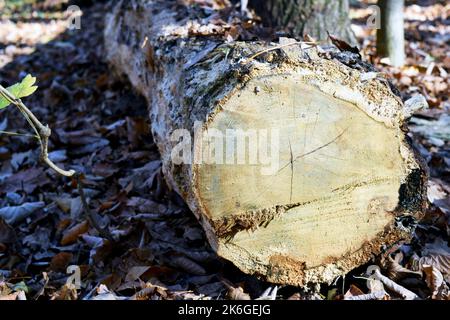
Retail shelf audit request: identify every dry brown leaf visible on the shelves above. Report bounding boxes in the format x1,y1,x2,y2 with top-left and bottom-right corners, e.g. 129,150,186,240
56,218,71,233
344,284,365,299
0,281,12,297
0,218,16,244
49,252,73,272
170,255,206,275
419,254,450,276
126,117,150,149
0,168,50,194
0,202,45,225
371,268,419,300
226,286,251,300
131,286,156,300
0,292,19,300
327,32,360,55
428,179,448,206
128,283,168,300
81,235,112,265
125,266,151,283
55,197,71,213
287,293,302,300
50,284,78,300
60,220,89,246
385,255,422,281
423,265,445,299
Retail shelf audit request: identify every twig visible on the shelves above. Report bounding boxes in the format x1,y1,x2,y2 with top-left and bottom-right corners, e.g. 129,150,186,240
241,40,322,65
76,174,114,242
0,130,37,138
372,269,420,300
344,291,386,300
0,84,75,177
32,272,49,300
1,81,114,243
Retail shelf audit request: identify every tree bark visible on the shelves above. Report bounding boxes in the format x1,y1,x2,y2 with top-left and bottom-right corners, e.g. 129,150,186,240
105,0,427,286
377,0,405,67
249,0,357,43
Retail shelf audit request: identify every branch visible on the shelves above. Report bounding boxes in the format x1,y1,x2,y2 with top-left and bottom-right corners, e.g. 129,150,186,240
241,40,322,65
0,84,75,177
76,174,115,243
0,82,114,243
372,269,420,300
344,291,387,300
0,130,37,138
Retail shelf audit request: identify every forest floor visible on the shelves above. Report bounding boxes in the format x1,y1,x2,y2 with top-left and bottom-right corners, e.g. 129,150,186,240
0,0,448,300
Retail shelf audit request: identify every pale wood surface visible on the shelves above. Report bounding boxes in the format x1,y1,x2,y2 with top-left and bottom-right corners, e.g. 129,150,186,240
105,0,427,285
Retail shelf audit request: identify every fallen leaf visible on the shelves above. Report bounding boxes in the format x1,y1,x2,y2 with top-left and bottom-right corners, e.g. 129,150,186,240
50,284,78,300
328,32,360,55
92,284,126,300
226,286,251,300
344,284,365,299
197,282,226,297
60,221,89,246
411,251,450,279
0,292,20,300
423,265,445,299
385,255,422,281
125,266,151,282
70,197,83,220
0,218,16,243
0,202,45,225
81,235,112,265
287,293,302,300
49,252,73,272
0,168,50,194
55,197,71,213
168,255,206,275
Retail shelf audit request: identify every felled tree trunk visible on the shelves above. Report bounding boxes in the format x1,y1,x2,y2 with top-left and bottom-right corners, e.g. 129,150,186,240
249,0,357,43
105,0,427,286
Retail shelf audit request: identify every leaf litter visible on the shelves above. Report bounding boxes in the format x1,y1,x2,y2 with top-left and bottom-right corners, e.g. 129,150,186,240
0,0,448,300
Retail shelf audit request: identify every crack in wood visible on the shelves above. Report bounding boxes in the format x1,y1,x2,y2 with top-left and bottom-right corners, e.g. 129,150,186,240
277,126,349,174
288,138,294,203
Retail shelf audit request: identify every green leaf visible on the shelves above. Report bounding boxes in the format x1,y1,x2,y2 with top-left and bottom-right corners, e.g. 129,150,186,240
0,95,12,110
0,74,38,109
327,288,338,300
12,281,29,294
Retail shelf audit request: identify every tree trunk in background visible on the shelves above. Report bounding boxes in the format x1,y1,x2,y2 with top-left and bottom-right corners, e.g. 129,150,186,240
249,0,357,44
105,0,427,286
377,0,405,67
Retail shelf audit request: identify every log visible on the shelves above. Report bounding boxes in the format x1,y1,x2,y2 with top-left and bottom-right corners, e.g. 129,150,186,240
104,0,427,286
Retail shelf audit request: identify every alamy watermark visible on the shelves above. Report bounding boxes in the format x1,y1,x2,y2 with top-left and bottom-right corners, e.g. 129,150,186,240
66,5,82,30
66,265,81,289
170,121,280,176
366,5,381,30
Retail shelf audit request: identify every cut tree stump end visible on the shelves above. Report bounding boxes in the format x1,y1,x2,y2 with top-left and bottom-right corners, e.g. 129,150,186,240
105,0,428,286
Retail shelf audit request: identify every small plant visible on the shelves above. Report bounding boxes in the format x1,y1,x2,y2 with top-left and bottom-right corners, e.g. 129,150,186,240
0,75,112,241
0,74,75,177
0,74,38,109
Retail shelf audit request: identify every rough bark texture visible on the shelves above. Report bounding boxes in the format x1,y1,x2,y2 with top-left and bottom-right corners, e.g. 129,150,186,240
249,0,356,43
377,0,405,67
104,0,427,286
